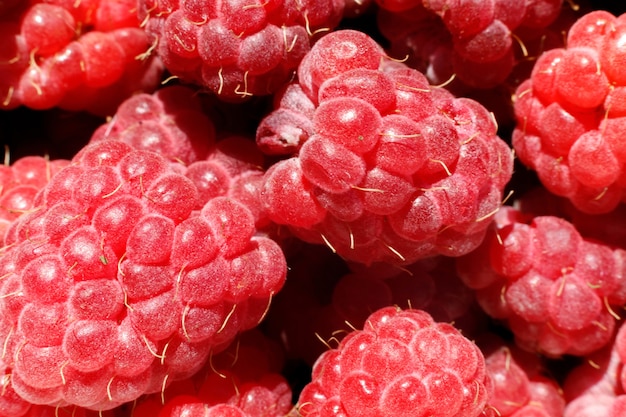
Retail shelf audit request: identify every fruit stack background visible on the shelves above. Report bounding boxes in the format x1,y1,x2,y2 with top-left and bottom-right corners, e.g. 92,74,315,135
2,1,626,417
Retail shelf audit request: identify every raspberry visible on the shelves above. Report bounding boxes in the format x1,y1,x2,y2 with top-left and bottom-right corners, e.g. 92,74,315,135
295,306,492,417
138,0,344,100
456,205,624,357
562,335,625,417
377,0,565,90
0,0,163,115
0,140,286,410
258,29,513,265
512,10,626,214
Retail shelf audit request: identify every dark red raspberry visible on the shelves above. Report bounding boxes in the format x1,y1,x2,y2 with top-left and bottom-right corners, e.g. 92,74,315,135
0,0,163,115
137,0,344,101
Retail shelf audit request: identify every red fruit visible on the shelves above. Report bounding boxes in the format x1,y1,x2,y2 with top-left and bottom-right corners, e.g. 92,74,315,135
0,0,163,114
0,155,69,239
259,30,513,265
480,335,564,417
138,0,344,100
132,330,291,417
295,306,492,417
457,205,623,357
512,10,626,214
89,85,215,164
0,140,286,410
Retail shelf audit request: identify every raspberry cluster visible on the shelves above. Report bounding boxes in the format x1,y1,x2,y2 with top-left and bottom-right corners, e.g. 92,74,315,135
3,3,626,417
513,10,626,214
258,29,513,265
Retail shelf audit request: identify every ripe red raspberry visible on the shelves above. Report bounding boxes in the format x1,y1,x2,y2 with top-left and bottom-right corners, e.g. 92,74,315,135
512,10,626,214
376,0,565,90
295,306,492,417
0,140,286,410
0,0,163,115
562,335,624,417
456,205,625,357
514,187,626,250
258,29,514,265
138,0,344,101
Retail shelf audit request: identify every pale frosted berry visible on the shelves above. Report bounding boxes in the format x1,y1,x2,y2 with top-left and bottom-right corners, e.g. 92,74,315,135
259,29,513,265
457,205,625,357
0,140,286,410
138,0,344,100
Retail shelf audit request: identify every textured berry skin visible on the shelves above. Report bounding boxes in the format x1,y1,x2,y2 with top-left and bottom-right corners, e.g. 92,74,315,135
131,330,292,417
0,140,286,410
376,0,565,90
512,10,626,214
0,0,163,115
456,205,626,357
295,306,492,417
0,156,69,239
89,85,215,165
258,29,514,265
138,0,344,100
480,334,565,417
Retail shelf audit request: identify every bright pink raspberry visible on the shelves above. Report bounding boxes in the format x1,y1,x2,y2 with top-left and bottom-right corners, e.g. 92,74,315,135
0,140,286,411
294,306,492,417
456,205,625,357
512,10,626,214
137,0,344,100
258,29,514,266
